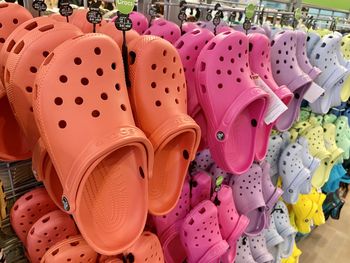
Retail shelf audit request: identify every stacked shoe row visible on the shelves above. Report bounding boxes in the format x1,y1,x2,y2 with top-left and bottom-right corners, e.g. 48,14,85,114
1,3,202,258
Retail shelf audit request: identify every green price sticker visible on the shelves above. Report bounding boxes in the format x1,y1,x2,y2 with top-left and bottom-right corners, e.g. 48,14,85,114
216,176,223,188
294,8,301,20
245,4,255,20
116,0,134,15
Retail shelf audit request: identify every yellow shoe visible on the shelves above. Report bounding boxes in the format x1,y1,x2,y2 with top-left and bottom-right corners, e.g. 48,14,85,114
306,188,326,226
292,195,318,234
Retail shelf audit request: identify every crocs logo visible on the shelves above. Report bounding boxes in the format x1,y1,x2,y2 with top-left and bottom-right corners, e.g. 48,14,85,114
174,116,193,125
95,128,138,147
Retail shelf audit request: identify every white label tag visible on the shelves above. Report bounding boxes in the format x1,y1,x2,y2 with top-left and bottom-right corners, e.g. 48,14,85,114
253,75,288,125
303,82,324,103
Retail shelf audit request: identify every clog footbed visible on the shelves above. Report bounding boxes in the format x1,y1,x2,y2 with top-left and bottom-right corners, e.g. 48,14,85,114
69,9,106,33
144,19,181,44
5,21,83,149
248,33,293,160
306,188,326,226
190,171,212,208
272,201,296,258
33,34,153,255
334,116,350,160
191,148,214,174
175,28,215,151
229,163,267,236
196,30,268,174
153,179,190,263
129,11,149,35
248,234,274,263
97,22,140,49
295,31,321,80
0,2,33,161
213,185,250,263
127,35,200,215
292,195,318,234
278,142,311,204
26,210,79,263
10,188,57,244
180,200,229,263
265,132,290,178
270,30,312,131
235,236,257,263
40,235,98,263
261,162,283,212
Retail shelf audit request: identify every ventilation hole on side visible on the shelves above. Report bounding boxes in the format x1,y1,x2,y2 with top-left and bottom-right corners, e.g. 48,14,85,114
94,47,101,55
151,82,157,88
42,51,49,57
59,75,67,83
92,110,100,118
276,70,280,74
183,150,189,160
100,93,108,100
13,40,24,54
26,86,33,93
199,207,206,214
25,21,38,30
278,50,281,54
51,249,59,256
290,65,293,69
74,57,82,65
115,83,120,90
200,62,206,71
121,104,127,111
216,70,221,75
176,40,184,49
295,93,300,99
251,119,257,127
43,52,54,65
151,64,157,70
218,83,223,89
207,42,216,50
231,58,235,64
6,40,16,52
139,167,145,179
165,87,170,93
163,50,167,56
155,100,161,107
249,43,253,52
42,216,50,223
236,78,241,83
238,53,241,58
96,68,103,76
315,54,320,59
111,62,116,70
0,38,4,44
172,73,176,79
219,56,224,62
39,24,54,32
75,97,83,105
81,78,89,86
59,120,67,129
54,97,63,105
30,66,37,73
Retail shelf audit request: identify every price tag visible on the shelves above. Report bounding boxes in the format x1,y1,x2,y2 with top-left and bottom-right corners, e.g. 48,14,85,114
86,7,102,25
178,10,187,22
303,82,325,103
245,4,255,20
206,12,213,21
114,14,133,31
32,0,47,14
253,75,288,124
59,2,73,21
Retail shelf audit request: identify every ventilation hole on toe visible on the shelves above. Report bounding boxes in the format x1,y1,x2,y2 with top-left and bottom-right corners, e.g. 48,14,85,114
81,78,89,86
155,100,161,107
199,207,206,214
100,93,108,100
219,56,224,61
39,24,54,32
58,120,67,129
26,86,33,93
183,150,189,160
236,78,241,83
92,110,100,117
115,83,120,91
165,87,170,93
207,42,216,50
172,73,176,79
59,75,68,83
176,40,184,49
42,216,50,223
240,68,244,73
94,47,101,55
25,21,38,30
96,68,103,76
41,51,49,58
231,58,235,64
74,57,82,65
315,54,320,59
290,65,293,69
227,70,232,75
75,97,83,105
189,218,194,225
151,82,157,89
139,167,145,179
216,70,221,75
175,98,179,104
163,50,167,56
30,66,37,73
151,64,157,70
251,119,257,127
6,40,16,52
120,104,127,111
276,70,280,74
111,62,116,70
55,97,63,105
200,62,206,71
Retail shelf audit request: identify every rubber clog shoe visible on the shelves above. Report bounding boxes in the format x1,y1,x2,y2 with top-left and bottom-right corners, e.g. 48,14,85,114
278,142,311,204
213,185,250,263
272,201,296,258
307,188,326,226
265,132,290,178
26,210,79,263
153,179,190,263
196,30,268,174
296,30,322,80
181,22,201,34
144,19,181,44
97,22,140,49
323,164,346,193
309,33,350,114
10,188,57,244
0,2,33,161
34,34,153,255
248,33,293,160
127,36,200,215
229,164,267,236
341,35,350,60
334,32,350,69
180,200,229,263
306,31,321,58
235,236,257,263
263,215,284,263
292,195,318,234
248,234,274,263
129,12,149,34
270,31,312,131
334,116,350,160
190,171,212,208
261,162,283,213
175,28,215,151
40,235,98,263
